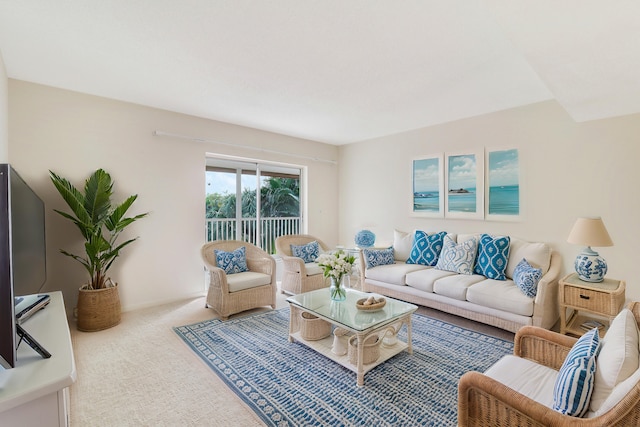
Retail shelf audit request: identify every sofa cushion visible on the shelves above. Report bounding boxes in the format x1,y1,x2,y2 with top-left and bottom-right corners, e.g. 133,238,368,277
214,246,249,274
226,271,272,292
484,354,557,409
405,268,455,293
433,273,485,301
590,309,640,412
513,258,543,297
366,262,427,286
362,247,395,268
473,234,511,280
505,238,551,278
290,240,320,263
553,328,601,417
393,229,414,262
407,230,446,266
435,235,478,275
466,279,535,317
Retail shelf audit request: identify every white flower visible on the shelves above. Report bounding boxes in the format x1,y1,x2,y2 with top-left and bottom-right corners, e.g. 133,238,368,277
317,250,356,280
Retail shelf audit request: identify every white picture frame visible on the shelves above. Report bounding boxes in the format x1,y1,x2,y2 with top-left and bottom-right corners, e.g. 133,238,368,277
444,151,484,220
411,155,444,217
485,147,521,222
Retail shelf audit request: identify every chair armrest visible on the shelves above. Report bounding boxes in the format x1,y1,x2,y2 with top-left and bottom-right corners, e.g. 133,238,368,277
514,326,576,370
280,255,306,274
202,259,231,293
459,371,577,427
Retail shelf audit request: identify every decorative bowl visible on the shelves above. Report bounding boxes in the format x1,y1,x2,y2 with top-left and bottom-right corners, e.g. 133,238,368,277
356,297,386,311
354,230,376,248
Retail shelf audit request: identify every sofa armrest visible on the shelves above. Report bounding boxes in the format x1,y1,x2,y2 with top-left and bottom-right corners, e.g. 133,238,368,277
531,250,562,329
514,326,575,370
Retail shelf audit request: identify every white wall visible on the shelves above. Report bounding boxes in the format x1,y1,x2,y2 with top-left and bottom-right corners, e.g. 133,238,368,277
0,51,8,161
339,101,640,302
8,80,339,313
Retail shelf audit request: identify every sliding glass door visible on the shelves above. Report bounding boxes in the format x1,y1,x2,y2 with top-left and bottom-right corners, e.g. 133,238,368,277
205,157,301,254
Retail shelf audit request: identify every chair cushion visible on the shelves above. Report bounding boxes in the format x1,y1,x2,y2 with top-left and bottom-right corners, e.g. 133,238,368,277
214,246,249,274
226,271,272,292
291,240,320,263
590,309,640,412
484,354,557,409
553,328,601,417
362,247,395,268
513,258,542,298
304,262,323,276
407,230,446,266
435,235,478,275
473,234,510,280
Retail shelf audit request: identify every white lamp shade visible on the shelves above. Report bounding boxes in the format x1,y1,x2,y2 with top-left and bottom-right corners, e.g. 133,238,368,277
567,217,613,247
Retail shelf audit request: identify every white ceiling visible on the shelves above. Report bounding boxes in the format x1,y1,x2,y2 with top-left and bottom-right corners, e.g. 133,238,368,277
0,1,638,145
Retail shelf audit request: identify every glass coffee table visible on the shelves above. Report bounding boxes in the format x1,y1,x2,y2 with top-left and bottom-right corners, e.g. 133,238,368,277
287,288,417,386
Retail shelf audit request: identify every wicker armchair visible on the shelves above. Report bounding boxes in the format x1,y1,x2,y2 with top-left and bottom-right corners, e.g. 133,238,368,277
201,240,276,320
458,302,640,426
275,234,330,295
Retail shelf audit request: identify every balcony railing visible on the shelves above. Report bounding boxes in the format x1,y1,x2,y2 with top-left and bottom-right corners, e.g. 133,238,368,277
205,217,301,254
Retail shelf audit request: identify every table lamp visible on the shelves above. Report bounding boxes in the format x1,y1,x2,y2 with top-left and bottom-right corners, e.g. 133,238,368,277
567,217,613,282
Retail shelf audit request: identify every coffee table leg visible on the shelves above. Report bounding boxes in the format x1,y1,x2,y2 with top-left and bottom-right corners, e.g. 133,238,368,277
357,333,364,386
406,316,413,355
288,305,296,343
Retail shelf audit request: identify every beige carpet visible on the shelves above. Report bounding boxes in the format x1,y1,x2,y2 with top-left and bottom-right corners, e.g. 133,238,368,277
69,287,513,426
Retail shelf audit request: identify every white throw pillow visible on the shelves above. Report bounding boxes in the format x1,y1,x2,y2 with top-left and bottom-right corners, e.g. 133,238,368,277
393,229,414,262
589,309,640,412
435,235,478,275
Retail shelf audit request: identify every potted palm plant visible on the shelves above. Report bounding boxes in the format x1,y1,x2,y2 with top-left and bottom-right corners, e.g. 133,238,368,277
50,169,148,331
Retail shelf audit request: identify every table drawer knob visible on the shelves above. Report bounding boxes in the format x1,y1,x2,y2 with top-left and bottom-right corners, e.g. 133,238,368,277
580,294,590,300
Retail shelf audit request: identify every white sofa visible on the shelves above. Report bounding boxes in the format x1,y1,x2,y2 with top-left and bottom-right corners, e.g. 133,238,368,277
358,230,561,333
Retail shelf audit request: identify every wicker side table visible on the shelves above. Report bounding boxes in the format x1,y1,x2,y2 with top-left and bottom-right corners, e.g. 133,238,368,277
559,272,625,337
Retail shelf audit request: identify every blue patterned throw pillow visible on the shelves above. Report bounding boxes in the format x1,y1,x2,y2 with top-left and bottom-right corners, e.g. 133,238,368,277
363,247,395,269
513,258,542,297
435,235,478,275
407,231,447,266
553,328,601,417
214,246,249,275
291,240,320,263
474,234,511,280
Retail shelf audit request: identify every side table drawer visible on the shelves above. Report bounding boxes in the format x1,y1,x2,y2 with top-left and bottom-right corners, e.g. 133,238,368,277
563,286,623,316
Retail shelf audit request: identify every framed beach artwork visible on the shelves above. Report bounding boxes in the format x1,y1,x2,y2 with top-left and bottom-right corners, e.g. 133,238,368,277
444,151,484,219
486,148,521,221
411,155,444,217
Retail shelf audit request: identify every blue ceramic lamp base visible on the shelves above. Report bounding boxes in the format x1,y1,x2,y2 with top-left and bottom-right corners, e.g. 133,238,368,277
574,246,607,282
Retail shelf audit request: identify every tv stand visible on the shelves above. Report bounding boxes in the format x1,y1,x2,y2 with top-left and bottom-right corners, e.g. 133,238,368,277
0,292,76,427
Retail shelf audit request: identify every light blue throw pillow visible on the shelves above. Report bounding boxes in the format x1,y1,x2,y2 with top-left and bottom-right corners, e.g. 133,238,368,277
435,235,478,275
363,247,395,269
513,258,542,298
214,246,249,275
407,231,447,266
473,234,511,280
291,240,320,263
553,328,601,417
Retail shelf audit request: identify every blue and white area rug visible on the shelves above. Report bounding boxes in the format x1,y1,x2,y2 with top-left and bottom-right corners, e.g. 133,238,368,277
174,308,513,426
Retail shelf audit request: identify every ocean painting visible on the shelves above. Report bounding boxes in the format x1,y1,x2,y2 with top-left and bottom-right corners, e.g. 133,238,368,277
413,157,441,213
447,154,478,213
488,149,520,216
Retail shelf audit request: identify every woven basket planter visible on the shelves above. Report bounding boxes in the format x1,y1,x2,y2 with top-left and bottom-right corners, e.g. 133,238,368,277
299,311,331,341
76,283,121,332
348,334,381,365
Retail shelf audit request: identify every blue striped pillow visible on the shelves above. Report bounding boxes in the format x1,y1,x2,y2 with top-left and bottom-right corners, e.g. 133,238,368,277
553,328,601,417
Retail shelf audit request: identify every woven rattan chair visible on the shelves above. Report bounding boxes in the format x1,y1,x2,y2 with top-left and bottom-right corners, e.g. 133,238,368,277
201,240,276,320
458,302,640,426
275,234,330,295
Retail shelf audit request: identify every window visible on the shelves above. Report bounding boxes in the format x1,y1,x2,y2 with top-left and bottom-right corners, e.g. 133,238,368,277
205,157,302,254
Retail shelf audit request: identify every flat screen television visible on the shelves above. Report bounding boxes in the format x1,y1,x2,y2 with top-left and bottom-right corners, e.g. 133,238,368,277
0,164,48,369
